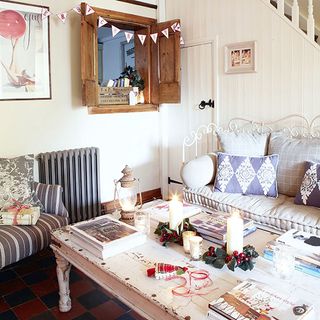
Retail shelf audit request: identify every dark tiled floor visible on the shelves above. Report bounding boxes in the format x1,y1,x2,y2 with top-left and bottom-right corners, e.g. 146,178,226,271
0,249,145,320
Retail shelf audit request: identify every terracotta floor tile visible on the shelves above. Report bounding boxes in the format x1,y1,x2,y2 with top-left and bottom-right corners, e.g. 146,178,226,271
31,279,59,297
51,299,86,320
0,297,10,312
127,310,146,320
90,300,127,319
0,278,25,296
70,279,96,298
12,299,47,320
14,262,38,277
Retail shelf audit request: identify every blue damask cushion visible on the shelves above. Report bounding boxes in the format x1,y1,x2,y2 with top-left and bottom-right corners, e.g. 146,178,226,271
294,161,320,208
214,152,279,197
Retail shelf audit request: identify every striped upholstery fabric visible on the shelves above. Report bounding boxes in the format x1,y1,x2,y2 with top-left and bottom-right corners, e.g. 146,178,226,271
33,182,68,217
0,213,68,269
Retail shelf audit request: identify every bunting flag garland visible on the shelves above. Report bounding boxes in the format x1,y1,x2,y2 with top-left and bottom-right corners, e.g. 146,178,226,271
73,5,82,15
98,16,108,28
161,28,169,39
41,8,51,20
138,34,146,45
57,12,68,23
85,4,95,16
124,32,134,43
39,3,184,46
151,32,158,44
171,22,177,32
112,25,121,37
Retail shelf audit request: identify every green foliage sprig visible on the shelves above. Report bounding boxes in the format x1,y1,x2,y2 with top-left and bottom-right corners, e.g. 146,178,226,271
203,245,259,272
120,66,145,91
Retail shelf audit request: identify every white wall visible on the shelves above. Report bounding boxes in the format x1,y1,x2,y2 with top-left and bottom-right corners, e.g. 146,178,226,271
165,0,320,126
0,0,159,202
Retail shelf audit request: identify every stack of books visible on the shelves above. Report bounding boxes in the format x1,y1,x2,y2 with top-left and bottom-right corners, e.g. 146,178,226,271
263,229,320,278
208,279,314,320
70,215,146,260
190,212,256,245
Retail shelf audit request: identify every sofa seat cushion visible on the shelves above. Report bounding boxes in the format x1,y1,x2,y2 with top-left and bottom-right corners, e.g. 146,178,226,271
184,186,320,235
0,213,68,269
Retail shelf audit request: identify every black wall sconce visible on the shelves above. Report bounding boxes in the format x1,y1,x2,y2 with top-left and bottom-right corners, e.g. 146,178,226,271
199,99,214,110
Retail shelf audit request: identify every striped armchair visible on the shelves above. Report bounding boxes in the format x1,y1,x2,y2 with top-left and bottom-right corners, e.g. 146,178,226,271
0,182,69,269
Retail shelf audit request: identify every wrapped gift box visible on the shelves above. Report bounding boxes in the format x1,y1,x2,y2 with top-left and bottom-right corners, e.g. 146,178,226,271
0,207,40,225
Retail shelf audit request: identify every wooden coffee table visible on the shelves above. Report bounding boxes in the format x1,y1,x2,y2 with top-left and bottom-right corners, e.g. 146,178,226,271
51,222,320,319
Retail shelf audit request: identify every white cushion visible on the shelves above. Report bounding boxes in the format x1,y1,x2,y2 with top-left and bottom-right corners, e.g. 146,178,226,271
217,132,269,156
180,154,216,189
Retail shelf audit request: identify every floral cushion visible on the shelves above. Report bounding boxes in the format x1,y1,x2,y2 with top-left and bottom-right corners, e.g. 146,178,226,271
214,152,279,197
294,161,320,208
0,155,42,210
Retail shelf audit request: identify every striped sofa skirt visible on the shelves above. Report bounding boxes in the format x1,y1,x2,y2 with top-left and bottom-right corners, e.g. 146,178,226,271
0,213,68,269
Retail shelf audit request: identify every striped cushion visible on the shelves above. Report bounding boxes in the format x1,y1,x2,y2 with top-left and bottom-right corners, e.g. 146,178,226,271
0,213,68,269
33,182,68,217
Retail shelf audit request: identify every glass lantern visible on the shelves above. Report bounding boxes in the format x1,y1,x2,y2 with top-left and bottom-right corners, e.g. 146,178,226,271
114,165,142,224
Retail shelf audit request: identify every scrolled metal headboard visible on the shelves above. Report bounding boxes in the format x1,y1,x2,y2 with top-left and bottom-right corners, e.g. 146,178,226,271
182,114,320,163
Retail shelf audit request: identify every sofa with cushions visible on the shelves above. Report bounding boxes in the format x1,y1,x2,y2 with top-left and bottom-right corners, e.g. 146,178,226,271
0,155,68,269
180,117,320,235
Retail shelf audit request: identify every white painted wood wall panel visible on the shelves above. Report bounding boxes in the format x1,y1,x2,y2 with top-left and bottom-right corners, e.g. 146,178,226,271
165,0,320,126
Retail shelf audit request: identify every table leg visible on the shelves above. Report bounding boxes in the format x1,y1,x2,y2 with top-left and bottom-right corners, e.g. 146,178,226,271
54,251,72,312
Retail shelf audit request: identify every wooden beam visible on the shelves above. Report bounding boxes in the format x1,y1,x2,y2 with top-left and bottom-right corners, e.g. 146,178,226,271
101,188,162,214
117,0,157,10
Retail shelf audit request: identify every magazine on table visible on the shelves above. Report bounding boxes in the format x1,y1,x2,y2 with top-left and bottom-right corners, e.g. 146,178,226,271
209,279,313,320
190,211,254,240
70,215,146,260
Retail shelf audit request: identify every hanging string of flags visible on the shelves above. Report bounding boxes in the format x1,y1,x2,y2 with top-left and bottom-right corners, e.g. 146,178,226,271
41,3,184,45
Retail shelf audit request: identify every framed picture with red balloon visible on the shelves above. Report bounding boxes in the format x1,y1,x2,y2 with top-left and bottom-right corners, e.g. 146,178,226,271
0,1,51,100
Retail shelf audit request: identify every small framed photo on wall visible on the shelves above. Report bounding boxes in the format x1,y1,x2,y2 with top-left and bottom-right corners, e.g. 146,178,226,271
225,41,257,74
0,0,51,100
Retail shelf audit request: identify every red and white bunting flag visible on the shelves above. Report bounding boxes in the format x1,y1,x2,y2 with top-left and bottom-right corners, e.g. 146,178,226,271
86,4,95,15
180,36,184,45
138,34,146,45
98,16,108,28
57,12,68,23
73,5,82,15
124,31,134,43
171,22,177,32
175,23,181,32
41,8,51,20
151,32,158,44
161,28,169,39
112,25,121,37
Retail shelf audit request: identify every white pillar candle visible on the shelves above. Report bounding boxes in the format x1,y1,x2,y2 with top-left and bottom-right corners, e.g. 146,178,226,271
189,236,203,260
226,210,244,255
169,196,183,230
182,231,196,253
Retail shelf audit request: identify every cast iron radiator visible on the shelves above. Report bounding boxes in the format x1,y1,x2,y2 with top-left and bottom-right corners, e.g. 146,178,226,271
37,147,101,223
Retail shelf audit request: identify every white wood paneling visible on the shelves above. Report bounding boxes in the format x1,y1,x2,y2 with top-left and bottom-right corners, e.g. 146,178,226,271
165,0,320,126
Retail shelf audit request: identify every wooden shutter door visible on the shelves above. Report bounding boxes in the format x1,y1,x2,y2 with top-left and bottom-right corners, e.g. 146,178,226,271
151,19,181,104
81,3,98,106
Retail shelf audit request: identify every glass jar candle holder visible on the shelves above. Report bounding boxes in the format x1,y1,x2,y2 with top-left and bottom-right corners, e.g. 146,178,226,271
182,231,196,253
189,236,203,260
273,243,295,280
134,211,150,234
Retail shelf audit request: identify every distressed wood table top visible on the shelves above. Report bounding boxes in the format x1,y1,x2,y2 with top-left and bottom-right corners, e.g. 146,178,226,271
51,224,320,320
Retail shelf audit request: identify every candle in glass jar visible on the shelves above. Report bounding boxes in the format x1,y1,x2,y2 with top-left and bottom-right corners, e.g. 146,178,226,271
189,236,203,260
182,231,196,253
169,195,183,230
226,210,244,255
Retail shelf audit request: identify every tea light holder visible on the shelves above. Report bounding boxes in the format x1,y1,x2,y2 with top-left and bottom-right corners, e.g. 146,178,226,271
182,231,196,253
189,236,203,260
134,210,150,234
273,243,295,279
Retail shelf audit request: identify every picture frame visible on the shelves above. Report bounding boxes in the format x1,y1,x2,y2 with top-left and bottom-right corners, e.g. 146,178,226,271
225,41,257,74
0,0,51,100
